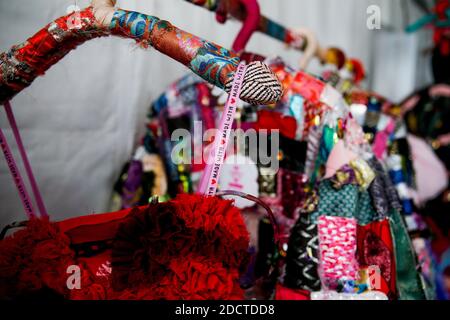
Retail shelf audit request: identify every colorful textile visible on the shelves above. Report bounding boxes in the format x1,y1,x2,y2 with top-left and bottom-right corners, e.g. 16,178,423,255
389,208,427,300
367,157,403,217
284,214,321,292
356,189,380,225
254,110,297,140
109,10,282,105
317,216,358,289
275,284,311,300
0,7,282,106
0,7,107,104
109,9,238,91
311,179,384,226
329,165,358,189
356,219,397,299
349,158,376,190
259,17,307,50
311,180,359,222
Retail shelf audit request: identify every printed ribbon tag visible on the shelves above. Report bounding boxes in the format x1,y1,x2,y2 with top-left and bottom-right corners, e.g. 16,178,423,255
198,62,247,196
0,123,36,218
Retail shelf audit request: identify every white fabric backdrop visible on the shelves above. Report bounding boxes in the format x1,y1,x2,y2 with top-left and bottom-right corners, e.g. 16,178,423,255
0,0,433,225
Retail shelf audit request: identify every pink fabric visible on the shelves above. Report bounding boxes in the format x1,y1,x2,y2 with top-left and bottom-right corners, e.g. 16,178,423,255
318,216,358,289
437,133,450,147
372,119,395,160
429,84,450,98
401,94,420,115
4,101,48,217
345,117,367,149
324,140,358,179
407,134,448,205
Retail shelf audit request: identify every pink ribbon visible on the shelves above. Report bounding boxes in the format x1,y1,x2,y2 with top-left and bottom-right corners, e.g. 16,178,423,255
0,120,36,218
1,101,48,218
198,62,247,196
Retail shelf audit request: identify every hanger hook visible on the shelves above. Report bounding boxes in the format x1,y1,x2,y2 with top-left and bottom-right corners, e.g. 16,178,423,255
215,0,261,53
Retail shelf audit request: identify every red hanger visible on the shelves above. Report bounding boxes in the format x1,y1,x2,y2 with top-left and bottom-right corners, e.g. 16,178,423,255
216,0,261,53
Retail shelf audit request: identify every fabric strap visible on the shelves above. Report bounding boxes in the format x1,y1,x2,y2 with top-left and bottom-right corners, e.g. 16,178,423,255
0,101,48,218
198,62,247,196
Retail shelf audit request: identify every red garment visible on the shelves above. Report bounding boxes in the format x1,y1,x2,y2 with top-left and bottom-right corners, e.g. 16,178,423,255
356,219,397,299
275,284,310,300
434,0,450,56
0,194,250,300
254,110,297,140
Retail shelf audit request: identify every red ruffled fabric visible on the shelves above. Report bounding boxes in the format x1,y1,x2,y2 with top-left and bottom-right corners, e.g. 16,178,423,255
113,255,244,300
0,218,75,299
0,194,250,300
111,194,250,299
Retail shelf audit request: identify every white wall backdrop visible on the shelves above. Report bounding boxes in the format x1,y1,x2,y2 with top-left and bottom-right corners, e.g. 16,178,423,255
0,0,434,225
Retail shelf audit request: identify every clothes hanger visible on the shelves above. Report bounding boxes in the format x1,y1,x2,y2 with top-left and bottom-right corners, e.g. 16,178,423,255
0,0,282,106
407,0,450,59
406,0,450,32
220,0,261,53
184,0,351,72
294,27,321,70
196,3,261,194
113,2,263,203
0,0,284,220
293,28,353,71
185,0,308,51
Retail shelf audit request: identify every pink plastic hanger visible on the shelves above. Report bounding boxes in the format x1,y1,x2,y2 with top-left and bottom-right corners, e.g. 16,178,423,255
216,0,261,53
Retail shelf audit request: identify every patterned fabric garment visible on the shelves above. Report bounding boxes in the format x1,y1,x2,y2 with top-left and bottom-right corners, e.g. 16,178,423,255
110,9,282,106
349,158,376,190
367,157,403,217
310,180,358,222
0,7,108,104
305,125,323,178
317,216,358,289
356,219,397,299
389,208,427,300
328,159,376,192
311,179,386,226
0,7,282,106
284,214,321,292
356,189,383,225
308,166,399,297
329,164,359,189
109,9,238,90
280,170,308,219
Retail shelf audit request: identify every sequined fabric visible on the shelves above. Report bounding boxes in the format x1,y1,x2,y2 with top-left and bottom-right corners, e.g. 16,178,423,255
0,7,108,104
